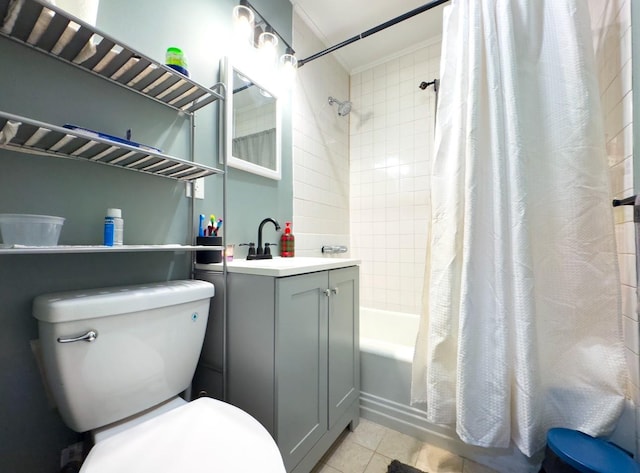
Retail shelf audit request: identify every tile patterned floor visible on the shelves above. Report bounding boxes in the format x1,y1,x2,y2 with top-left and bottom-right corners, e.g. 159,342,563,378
312,419,500,473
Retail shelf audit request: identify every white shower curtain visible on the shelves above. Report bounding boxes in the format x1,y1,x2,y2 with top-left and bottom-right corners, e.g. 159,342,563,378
411,0,627,458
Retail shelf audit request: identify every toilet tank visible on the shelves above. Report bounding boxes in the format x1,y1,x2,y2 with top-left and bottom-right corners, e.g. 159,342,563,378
33,280,215,433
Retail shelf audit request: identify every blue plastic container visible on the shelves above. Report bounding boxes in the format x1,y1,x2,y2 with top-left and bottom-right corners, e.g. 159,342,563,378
543,428,639,473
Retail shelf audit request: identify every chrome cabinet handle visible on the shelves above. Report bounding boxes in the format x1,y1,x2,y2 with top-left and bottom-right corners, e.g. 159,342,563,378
323,289,331,297
331,287,339,295
57,330,98,343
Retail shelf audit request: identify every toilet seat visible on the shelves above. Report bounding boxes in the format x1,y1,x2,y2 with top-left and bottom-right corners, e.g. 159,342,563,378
80,397,286,473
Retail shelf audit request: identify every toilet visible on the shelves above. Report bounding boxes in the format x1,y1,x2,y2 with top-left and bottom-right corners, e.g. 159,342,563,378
33,280,285,472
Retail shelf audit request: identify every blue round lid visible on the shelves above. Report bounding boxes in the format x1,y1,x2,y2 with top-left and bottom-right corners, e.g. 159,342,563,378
547,428,639,473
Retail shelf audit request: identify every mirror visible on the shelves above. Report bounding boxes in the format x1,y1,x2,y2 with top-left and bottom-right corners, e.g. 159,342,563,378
221,56,281,180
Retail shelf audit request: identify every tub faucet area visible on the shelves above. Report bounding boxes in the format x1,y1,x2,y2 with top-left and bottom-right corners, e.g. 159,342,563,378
248,218,281,260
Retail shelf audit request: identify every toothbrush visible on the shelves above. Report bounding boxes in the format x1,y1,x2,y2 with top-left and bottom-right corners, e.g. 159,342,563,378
208,214,216,236
198,214,205,237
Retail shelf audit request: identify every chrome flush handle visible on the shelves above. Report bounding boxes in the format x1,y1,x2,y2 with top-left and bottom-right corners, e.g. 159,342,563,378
57,330,98,343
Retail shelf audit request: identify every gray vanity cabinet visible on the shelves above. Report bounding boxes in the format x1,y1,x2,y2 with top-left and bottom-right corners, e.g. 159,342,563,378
325,268,361,428
223,265,360,473
276,271,328,468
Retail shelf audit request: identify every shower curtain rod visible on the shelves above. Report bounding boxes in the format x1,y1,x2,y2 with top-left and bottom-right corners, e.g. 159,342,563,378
612,196,636,206
298,0,451,67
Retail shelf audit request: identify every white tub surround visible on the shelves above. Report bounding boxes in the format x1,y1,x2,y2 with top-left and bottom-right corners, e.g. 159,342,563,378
360,307,418,362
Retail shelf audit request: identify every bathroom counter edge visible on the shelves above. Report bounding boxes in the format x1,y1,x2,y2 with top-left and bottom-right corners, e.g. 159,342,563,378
194,257,360,277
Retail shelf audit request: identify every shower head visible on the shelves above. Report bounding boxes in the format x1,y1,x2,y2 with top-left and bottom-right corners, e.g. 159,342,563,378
328,96,352,117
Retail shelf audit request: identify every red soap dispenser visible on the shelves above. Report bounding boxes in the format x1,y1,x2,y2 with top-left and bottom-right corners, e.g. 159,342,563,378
280,221,295,257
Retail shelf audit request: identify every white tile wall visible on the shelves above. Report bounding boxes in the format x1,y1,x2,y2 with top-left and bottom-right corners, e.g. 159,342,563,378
235,102,275,137
292,11,351,256
349,41,440,314
588,0,637,455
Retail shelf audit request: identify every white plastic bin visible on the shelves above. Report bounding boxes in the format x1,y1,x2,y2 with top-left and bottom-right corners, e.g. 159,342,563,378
0,214,65,246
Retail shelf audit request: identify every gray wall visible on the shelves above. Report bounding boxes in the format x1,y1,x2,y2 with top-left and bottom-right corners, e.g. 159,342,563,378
96,0,294,248
0,0,292,471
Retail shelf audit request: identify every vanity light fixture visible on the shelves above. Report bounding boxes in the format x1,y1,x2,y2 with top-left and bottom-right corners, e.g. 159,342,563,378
280,51,298,86
234,0,298,85
258,30,279,65
232,5,255,47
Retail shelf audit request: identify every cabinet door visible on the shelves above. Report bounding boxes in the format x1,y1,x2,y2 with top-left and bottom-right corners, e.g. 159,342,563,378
328,267,360,429
276,272,328,471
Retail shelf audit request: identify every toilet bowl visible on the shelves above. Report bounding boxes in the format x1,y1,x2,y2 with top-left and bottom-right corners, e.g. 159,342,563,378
33,280,285,472
81,397,284,472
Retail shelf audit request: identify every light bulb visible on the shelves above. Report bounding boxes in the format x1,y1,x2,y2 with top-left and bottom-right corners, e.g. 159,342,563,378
232,5,255,47
280,53,298,88
258,31,278,65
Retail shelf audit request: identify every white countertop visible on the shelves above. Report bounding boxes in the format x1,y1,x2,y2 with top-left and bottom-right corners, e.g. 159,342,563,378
195,256,360,277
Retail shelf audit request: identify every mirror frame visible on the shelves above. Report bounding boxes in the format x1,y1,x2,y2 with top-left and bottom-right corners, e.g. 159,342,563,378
221,56,282,180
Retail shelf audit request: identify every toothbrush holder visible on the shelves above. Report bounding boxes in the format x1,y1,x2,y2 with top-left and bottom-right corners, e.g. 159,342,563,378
196,236,223,264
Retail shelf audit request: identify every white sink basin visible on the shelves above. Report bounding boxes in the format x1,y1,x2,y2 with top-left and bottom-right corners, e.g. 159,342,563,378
195,256,360,277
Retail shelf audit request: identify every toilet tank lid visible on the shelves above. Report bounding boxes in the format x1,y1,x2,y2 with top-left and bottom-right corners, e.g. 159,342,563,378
33,280,214,323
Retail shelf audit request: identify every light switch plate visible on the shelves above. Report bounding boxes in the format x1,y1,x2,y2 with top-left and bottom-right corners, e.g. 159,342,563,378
186,178,205,200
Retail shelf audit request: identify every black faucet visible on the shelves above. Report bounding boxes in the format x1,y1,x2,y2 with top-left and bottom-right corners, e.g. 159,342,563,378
248,218,281,260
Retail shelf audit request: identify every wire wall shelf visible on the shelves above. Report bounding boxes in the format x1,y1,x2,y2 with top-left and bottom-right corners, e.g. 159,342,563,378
0,0,224,113
0,244,225,255
0,111,222,181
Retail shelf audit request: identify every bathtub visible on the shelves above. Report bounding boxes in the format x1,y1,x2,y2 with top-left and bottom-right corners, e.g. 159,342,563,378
359,307,428,425
359,308,417,407
359,307,538,472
